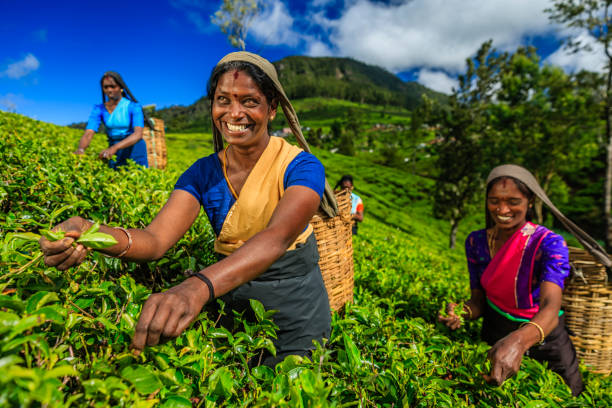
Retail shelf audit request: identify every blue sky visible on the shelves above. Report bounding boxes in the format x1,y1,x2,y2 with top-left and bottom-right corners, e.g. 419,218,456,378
1,0,606,126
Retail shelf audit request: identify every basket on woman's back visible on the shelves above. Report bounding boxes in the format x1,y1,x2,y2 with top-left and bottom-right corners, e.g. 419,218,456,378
142,118,167,169
564,248,612,375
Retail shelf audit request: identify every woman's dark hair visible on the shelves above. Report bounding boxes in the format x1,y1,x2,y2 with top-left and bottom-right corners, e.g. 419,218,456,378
100,72,130,103
335,175,354,190
206,61,279,106
99,71,155,128
485,176,535,228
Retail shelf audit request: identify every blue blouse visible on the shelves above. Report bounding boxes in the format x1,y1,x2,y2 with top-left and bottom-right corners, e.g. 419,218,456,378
465,228,570,305
86,97,148,168
175,151,325,236
86,97,144,140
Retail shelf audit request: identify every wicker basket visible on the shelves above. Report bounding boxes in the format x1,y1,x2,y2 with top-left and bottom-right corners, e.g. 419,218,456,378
311,189,354,312
143,118,167,169
563,247,612,375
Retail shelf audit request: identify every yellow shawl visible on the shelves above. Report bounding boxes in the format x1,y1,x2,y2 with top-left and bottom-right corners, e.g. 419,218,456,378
214,136,314,255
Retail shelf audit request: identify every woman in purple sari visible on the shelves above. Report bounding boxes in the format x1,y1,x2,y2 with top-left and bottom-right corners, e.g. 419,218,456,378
437,164,609,396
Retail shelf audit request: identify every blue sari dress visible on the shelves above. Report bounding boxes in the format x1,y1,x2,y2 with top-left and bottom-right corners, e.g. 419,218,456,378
86,97,148,169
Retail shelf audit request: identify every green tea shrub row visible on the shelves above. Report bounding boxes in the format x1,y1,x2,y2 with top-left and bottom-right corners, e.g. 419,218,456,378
1,111,610,407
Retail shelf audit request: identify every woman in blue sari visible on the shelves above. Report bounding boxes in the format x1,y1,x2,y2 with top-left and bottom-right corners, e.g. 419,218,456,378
74,71,149,169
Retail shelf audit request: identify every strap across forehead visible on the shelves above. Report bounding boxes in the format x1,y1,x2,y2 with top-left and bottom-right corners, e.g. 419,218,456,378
487,164,611,268
211,51,339,218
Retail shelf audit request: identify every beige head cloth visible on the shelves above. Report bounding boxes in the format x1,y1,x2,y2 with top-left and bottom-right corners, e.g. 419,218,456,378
487,164,611,268
211,51,338,218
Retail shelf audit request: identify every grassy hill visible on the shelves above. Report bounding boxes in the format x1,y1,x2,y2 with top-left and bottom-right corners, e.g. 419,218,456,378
2,111,611,406
144,55,446,133
273,55,447,109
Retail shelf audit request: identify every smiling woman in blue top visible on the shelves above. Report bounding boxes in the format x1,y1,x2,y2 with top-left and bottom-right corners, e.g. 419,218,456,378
74,71,149,169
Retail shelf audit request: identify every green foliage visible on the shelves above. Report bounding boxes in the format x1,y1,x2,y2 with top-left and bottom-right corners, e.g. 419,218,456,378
211,0,261,51
274,55,447,110
425,40,605,245
1,111,611,406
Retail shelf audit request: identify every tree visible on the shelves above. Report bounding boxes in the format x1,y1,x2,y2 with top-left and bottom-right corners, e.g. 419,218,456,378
547,0,612,248
489,46,602,223
211,0,261,51
430,41,504,248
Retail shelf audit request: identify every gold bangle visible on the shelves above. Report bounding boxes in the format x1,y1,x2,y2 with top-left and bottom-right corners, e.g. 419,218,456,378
463,304,473,319
520,321,545,345
115,227,132,258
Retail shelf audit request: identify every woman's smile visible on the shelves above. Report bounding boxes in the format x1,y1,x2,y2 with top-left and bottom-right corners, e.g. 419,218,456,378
212,69,276,150
225,122,249,132
496,215,513,222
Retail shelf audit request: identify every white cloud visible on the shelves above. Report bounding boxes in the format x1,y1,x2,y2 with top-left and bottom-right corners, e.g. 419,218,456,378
170,0,217,34
544,30,607,73
0,93,26,112
305,38,333,56
250,0,299,46
416,69,457,94
1,54,40,79
186,10,210,34
312,0,555,73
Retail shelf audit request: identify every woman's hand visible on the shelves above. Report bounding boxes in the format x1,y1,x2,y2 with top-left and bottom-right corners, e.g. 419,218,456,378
99,146,117,160
438,302,463,330
39,216,92,270
131,277,209,353
483,331,527,385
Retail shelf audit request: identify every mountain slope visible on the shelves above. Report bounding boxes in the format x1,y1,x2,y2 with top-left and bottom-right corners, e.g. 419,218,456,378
273,55,446,109
148,55,446,131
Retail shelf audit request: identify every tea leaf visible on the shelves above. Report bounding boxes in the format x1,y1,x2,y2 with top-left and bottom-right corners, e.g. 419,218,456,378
77,232,118,249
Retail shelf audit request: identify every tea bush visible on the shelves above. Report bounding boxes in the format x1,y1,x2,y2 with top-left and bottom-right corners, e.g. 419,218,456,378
1,111,610,407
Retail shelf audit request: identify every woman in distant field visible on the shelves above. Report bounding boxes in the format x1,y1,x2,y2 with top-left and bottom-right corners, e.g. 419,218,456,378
74,71,149,169
40,52,332,366
437,164,609,396
335,175,364,234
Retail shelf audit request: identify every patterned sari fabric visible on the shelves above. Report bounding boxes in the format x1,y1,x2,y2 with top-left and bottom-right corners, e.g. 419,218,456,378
465,223,583,395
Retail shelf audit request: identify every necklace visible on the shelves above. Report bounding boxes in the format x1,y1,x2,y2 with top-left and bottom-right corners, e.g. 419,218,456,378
488,228,498,258
222,146,239,199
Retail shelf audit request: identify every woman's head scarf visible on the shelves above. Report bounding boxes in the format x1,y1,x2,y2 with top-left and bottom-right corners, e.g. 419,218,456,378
210,51,338,217
487,164,611,268
100,71,155,129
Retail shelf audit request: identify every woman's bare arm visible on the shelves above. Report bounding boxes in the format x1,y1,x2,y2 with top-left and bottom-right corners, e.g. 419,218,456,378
75,129,95,154
40,190,201,268
484,281,562,385
99,126,144,159
130,185,321,351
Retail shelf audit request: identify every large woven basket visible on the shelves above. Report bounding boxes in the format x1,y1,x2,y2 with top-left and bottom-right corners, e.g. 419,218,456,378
311,189,354,312
563,247,612,375
143,118,167,169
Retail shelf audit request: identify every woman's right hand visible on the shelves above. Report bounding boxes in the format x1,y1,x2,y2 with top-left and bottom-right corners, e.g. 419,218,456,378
438,302,463,330
39,216,92,270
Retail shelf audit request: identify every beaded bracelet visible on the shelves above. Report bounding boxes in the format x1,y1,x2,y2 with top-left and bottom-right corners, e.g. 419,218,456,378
520,320,545,345
115,227,132,258
463,304,473,320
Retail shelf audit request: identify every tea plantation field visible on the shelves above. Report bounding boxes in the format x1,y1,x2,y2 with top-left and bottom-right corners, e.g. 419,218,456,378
1,111,611,407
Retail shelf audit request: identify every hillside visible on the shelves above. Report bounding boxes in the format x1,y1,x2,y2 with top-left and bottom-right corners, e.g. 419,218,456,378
144,55,446,132
274,55,447,109
2,111,611,406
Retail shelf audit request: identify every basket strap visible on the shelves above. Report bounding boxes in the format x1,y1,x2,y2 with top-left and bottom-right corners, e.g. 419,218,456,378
149,119,158,168
279,98,338,218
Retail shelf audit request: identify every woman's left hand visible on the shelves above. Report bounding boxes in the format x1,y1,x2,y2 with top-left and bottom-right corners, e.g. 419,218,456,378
131,277,209,353
483,331,527,385
99,146,117,160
